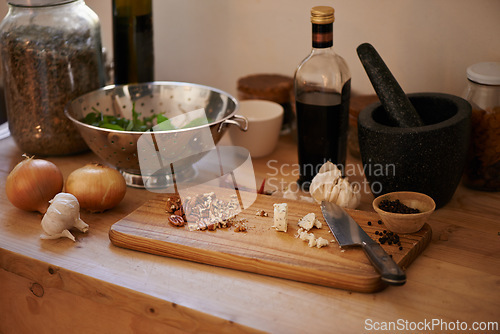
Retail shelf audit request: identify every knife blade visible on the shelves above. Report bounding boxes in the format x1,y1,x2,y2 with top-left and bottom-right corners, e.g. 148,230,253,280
321,201,406,286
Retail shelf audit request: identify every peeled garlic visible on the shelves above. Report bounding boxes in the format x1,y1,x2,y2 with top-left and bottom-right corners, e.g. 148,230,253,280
41,193,89,241
309,161,361,209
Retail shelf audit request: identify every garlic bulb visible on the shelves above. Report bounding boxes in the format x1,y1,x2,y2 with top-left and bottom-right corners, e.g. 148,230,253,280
309,162,361,209
41,193,89,241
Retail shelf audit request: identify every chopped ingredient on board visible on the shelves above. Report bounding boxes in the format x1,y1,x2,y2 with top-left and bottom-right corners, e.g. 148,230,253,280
315,237,330,248
256,209,269,217
167,192,241,232
233,220,248,232
295,227,330,248
273,203,288,232
168,214,185,227
165,195,185,220
298,212,322,231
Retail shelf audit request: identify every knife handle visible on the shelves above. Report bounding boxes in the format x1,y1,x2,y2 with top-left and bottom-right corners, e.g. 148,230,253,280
362,242,406,285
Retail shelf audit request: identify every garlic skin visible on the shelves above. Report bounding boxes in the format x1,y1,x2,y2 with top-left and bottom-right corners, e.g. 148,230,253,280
309,162,361,209
41,193,89,241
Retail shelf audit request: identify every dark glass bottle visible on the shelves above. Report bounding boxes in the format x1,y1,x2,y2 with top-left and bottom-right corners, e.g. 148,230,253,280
294,6,351,190
113,0,154,84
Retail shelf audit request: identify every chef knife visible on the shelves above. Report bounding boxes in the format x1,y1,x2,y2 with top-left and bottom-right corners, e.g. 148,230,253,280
321,201,406,285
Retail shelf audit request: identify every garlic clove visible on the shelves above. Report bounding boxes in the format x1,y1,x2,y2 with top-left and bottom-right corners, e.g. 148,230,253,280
40,229,76,242
40,192,88,241
309,162,361,209
74,217,89,233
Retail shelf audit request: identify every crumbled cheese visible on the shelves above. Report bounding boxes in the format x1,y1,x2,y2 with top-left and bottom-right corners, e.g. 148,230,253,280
315,237,329,248
296,227,329,249
298,213,316,231
296,228,317,247
297,229,310,241
307,236,317,248
295,227,304,238
314,219,322,229
272,203,288,232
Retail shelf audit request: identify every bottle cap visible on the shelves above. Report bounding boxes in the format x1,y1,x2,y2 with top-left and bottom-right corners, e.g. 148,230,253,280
311,6,335,24
466,62,500,85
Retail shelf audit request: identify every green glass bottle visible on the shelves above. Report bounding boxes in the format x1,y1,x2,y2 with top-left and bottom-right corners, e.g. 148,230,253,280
113,0,154,84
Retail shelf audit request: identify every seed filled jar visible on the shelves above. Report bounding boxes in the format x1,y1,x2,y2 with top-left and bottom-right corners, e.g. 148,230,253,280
462,62,500,191
0,0,105,156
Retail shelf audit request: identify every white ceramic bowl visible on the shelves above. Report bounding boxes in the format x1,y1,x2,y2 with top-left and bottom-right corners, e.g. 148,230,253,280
229,100,284,158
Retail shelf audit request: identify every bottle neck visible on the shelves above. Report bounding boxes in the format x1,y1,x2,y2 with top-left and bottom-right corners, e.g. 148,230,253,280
312,23,333,49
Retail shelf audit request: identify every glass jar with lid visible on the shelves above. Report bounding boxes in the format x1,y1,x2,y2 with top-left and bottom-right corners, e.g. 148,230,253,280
462,62,500,191
0,0,105,156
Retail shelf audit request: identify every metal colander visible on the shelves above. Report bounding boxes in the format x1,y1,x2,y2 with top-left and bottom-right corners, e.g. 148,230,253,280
65,81,247,187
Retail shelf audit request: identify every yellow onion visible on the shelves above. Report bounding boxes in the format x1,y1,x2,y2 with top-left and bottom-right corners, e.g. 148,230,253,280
5,155,64,214
65,163,127,212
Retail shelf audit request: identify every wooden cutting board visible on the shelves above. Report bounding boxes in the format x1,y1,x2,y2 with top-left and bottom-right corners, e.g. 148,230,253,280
109,194,432,293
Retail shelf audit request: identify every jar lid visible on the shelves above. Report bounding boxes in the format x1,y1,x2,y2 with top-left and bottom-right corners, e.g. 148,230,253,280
311,6,335,24
8,0,76,7
466,62,500,85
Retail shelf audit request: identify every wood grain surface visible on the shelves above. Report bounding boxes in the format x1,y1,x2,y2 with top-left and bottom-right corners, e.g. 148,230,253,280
109,194,431,293
1,126,499,334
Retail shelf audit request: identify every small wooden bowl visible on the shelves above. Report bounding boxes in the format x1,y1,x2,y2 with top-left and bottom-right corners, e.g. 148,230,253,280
373,191,436,234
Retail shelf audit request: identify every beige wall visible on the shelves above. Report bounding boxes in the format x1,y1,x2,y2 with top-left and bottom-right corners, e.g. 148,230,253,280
1,0,499,98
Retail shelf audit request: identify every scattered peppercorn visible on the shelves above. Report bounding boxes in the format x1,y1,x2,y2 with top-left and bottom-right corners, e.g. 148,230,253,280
374,229,402,250
367,221,372,226
378,199,421,214
378,220,383,224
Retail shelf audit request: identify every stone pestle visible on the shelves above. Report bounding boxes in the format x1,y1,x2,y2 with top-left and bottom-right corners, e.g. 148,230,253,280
357,43,424,128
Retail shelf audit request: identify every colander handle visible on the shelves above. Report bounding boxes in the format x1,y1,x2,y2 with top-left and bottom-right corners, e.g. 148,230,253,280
218,114,248,132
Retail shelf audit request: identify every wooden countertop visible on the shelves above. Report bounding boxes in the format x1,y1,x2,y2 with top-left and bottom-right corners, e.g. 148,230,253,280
1,132,499,334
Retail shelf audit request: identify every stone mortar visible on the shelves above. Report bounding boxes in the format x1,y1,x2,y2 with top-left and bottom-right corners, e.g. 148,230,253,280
357,92,471,208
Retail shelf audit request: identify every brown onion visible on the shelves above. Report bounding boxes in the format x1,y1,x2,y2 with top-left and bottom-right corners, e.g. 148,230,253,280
65,163,127,212
5,155,64,214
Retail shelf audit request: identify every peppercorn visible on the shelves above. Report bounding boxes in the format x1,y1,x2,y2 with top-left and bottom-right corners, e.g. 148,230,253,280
399,246,403,250
378,220,383,224
378,199,421,214
367,221,372,226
